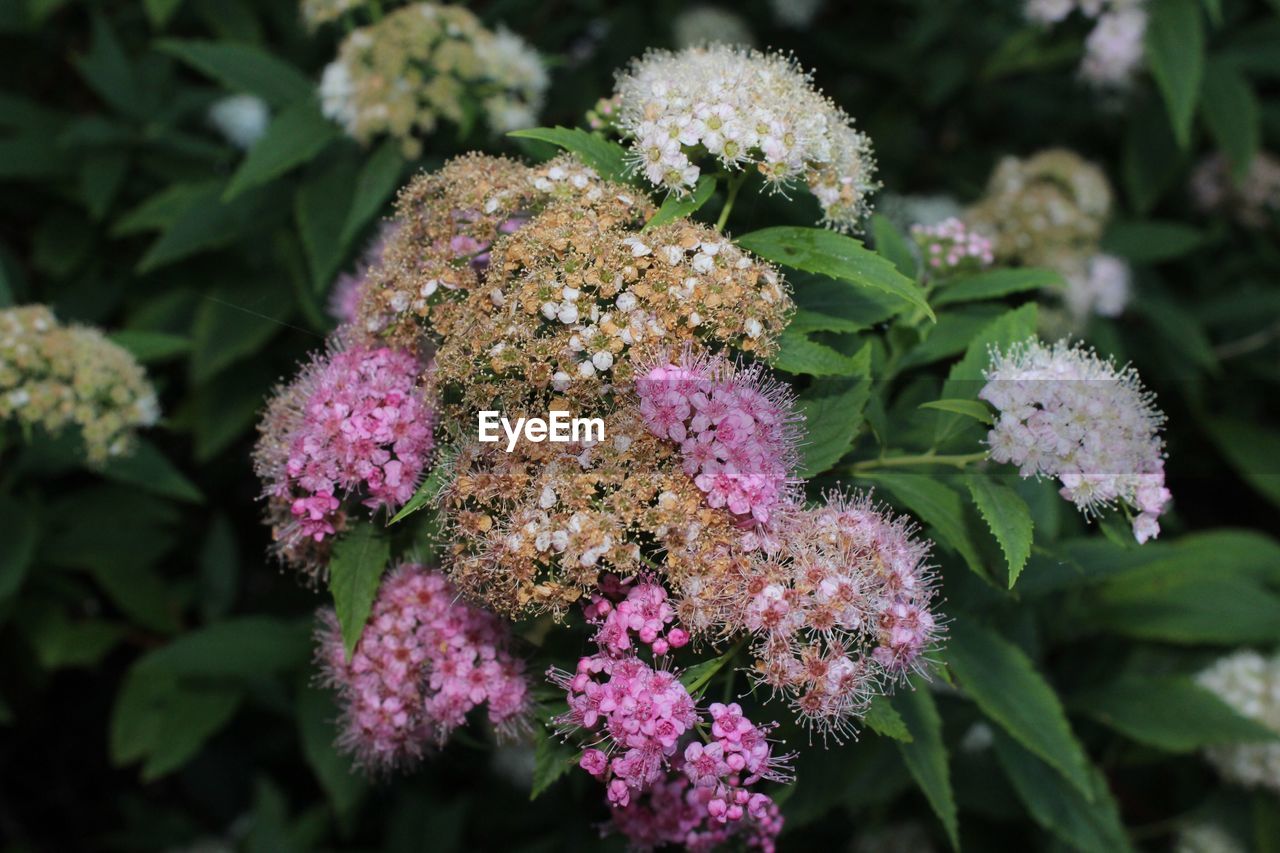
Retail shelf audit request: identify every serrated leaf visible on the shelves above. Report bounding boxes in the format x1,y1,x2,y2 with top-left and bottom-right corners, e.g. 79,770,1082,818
737,226,933,320
864,694,912,742
772,330,867,377
341,139,404,244
796,346,872,477
919,398,993,424
1146,0,1205,148
992,730,1132,853
158,39,313,107
224,102,339,201
870,214,917,278
507,127,631,183
389,449,456,524
947,621,1093,797
644,175,716,231
530,729,578,800
936,303,1037,444
1071,676,1280,752
327,522,390,659
966,475,1034,587
893,685,958,849
679,645,738,699
932,267,1062,307
860,472,986,578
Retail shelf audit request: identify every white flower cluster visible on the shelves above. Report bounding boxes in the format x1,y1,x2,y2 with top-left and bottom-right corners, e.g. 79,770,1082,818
979,338,1170,543
207,94,270,150
1197,650,1280,795
1060,252,1131,320
612,45,878,231
1174,823,1247,853
1025,0,1148,89
318,3,547,158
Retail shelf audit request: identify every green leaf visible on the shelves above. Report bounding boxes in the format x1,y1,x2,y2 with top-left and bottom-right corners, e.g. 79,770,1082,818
73,13,143,120
1091,571,1280,644
79,150,129,220
790,271,904,333
1123,98,1184,214
327,522,390,659
139,617,311,679
736,226,933,320
157,39,313,108
109,330,191,364
918,399,993,424
389,449,456,524
932,267,1062,307
296,157,358,292
796,346,872,477
893,685,958,849
864,694,912,742
111,667,243,780
1201,60,1259,180
0,498,38,600
27,610,126,669
100,439,204,503
198,514,238,622
992,730,1132,853
114,180,218,236
644,175,716,231
530,728,578,800
772,330,868,377
947,620,1093,797
137,183,266,272
224,102,339,201
870,214,917,278
966,475,1034,587
859,473,985,578
1202,417,1280,511
507,127,631,183
144,0,184,27
1070,676,1280,752
679,645,739,699
341,139,405,244
1146,0,1205,148
936,304,1037,444
190,282,294,382
298,683,366,818
1101,220,1205,263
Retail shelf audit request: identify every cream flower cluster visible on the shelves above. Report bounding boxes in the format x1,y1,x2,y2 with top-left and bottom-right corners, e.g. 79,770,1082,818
612,45,878,231
319,3,547,158
979,338,1170,543
207,94,269,150
1025,0,1149,89
0,305,159,465
1196,650,1280,795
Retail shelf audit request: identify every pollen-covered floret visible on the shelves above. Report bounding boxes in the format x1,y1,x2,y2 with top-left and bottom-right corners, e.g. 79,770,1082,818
0,305,159,465
979,337,1170,543
316,563,530,772
612,44,878,231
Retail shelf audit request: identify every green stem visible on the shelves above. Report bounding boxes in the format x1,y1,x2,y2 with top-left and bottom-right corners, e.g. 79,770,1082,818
850,450,987,473
715,172,746,231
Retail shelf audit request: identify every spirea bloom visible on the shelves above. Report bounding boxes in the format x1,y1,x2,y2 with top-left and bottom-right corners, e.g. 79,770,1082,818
980,338,1170,543
911,217,995,276
318,3,547,158
1196,650,1280,795
0,305,159,465
1060,252,1131,321
610,766,785,852
316,563,530,771
587,579,691,658
253,343,434,567
636,352,802,526
1191,152,1280,231
206,94,269,149
612,45,878,230
1026,0,1148,89
329,222,400,325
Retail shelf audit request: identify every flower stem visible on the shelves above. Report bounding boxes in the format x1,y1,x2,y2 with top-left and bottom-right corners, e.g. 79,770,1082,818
715,172,746,231
850,450,987,473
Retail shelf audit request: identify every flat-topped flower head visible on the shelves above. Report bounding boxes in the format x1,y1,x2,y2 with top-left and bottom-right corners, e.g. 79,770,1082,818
316,563,530,772
253,342,434,571
1196,650,1280,795
1026,0,1148,89
319,3,546,158
0,305,159,466
980,337,1170,543
612,44,878,231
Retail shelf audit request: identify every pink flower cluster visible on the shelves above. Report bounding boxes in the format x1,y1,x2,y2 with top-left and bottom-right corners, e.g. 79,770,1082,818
610,767,785,853
270,345,434,543
911,217,995,274
683,702,793,823
980,338,1170,543
317,563,529,771
587,578,691,657
329,222,399,324
553,654,698,804
636,353,801,526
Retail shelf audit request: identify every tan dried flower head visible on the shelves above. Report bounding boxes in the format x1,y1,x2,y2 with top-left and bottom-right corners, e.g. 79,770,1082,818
430,187,791,422
965,148,1113,266
441,408,744,619
354,153,609,352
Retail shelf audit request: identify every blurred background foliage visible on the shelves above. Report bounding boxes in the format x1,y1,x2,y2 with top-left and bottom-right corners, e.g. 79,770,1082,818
2,0,1280,850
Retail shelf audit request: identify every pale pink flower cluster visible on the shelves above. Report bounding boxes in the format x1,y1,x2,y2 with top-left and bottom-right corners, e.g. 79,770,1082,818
980,338,1170,543
552,654,700,805
587,579,692,657
911,217,995,275
317,563,530,771
609,768,784,852
265,344,434,544
329,222,400,324
683,702,793,823
1025,0,1148,89
636,353,801,526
